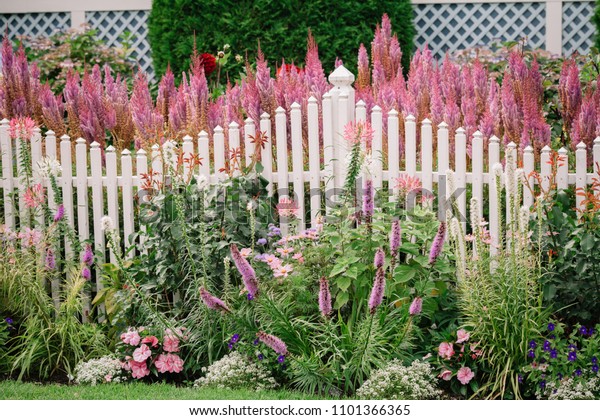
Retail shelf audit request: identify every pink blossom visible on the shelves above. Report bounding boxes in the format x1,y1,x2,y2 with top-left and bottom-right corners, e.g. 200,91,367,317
277,247,294,258
277,197,299,219
154,353,184,373
141,335,159,348
120,328,141,346
199,287,230,313
163,333,180,353
230,244,259,297
240,248,252,258
8,116,36,140
19,227,42,248
343,120,374,149
273,264,293,278
439,370,452,381
263,254,282,269
409,297,423,316
456,329,470,344
292,253,304,263
129,360,150,379
23,183,45,208
457,366,475,385
429,222,446,265
438,342,455,360
104,374,112,382
133,344,152,362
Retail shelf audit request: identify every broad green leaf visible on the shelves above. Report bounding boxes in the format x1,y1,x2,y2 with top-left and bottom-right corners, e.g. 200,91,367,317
393,265,417,283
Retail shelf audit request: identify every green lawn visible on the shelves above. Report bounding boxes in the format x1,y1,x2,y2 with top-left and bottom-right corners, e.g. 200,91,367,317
0,381,327,400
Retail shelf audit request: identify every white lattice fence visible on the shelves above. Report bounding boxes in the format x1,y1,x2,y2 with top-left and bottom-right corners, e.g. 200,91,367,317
413,2,546,58
86,10,153,79
0,12,71,40
562,1,596,55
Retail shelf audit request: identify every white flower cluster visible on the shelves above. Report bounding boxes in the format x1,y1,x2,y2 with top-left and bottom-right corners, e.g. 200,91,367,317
537,376,600,400
74,356,125,386
35,157,62,179
194,352,278,391
356,359,442,400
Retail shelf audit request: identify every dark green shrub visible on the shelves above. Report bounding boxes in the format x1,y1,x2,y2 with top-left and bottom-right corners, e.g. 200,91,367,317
148,0,414,79
594,0,600,51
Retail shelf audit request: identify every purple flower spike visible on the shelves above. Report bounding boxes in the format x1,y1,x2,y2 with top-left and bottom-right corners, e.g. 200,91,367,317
199,287,230,313
318,277,332,317
409,297,423,316
390,220,401,255
429,222,446,265
362,179,374,222
374,248,385,269
53,204,65,223
82,244,94,266
368,267,386,315
257,331,288,355
230,244,259,298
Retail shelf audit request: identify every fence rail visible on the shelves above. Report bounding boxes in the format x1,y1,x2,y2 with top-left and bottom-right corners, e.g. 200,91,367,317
1,65,599,316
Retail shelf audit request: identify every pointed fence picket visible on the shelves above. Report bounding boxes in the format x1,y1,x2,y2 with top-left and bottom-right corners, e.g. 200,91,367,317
4,66,600,319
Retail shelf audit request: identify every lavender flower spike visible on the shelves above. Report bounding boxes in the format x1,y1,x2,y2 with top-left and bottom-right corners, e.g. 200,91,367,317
318,277,332,317
81,266,91,280
257,331,288,355
45,248,56,270
368,267,386,314
362,179,374,222
429,222,446,266
53,204,65,223
374,248,385,269
409,297,423,316
230,244,259,297
82,244,94,266
390,220,401,255
199,287,230,313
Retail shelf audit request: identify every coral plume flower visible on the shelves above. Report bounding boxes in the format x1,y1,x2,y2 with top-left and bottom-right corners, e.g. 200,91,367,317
200,53,217,75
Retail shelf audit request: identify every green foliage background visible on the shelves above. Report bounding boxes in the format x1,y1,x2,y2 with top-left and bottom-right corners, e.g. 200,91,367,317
148,0,415,78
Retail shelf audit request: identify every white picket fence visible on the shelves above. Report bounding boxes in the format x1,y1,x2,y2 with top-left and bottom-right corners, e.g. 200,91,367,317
1,65,599,315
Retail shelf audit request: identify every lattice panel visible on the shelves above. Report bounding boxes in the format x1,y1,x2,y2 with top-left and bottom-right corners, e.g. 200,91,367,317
86,10,154,79
563,1,596,55
0,12,71,41
413,3,546,58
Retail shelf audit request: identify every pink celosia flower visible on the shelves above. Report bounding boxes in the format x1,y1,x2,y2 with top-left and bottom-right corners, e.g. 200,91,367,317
199,287,230,313
121,328,141,346
23,183,45,208
457,366,475,385
240,248,252,258
257,331,288,355
439,370,452,381
368,267,386,314
438,342,455,360
163,332,180,353
230,244,259,298
142,335,159,348
409,297,423,316
133,344,152,362
129,360,150,379
456,329,470,344
319,276,332,317
429,222,446,265
273,264,293,278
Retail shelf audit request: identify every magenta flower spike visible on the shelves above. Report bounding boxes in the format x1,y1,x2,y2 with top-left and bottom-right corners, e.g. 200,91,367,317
374,248,385,269
409,296,423,316
429,222,446,266
368,267,386,315
318,277,332,317
257,331,288,355
199,287,230,313
390,220,401,255
230,244,259,297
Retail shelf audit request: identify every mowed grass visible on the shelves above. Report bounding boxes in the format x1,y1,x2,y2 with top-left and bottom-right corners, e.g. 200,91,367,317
0,381,328,400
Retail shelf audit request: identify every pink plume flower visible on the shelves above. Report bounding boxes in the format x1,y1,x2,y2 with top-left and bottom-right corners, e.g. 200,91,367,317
23,183,45,208
429,222,446,265
257,331,288,355
318,276,332,317
409,297,423,316
230,244,259,298
199,286,230,313
368,266,386,314
374,248,385,269
45,248,56,271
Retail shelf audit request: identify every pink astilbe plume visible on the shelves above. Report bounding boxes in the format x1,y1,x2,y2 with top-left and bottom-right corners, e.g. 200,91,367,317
38,85,66,136
429,221,446,265
368,266,386,314
156,66,176,123
571,90,597,154
461,65,478,150
318,276,332,317
357,44,371,91
241,62,262,125
257,331,288,355
230,243,259,298
559,59,582,134
131,72,164,147
199,286,230,313
304,30,330,101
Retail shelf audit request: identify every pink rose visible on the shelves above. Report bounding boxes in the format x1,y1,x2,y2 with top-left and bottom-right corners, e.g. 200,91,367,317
456,329,470,344
129,360,150,379
142,335,159,348
438,370,452,381
457,366,475,385
133,344,152,362
163,334,180,353
438,342,455,360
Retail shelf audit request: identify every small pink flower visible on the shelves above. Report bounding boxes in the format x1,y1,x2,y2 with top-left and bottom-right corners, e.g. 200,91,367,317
240,248,252,258
104,374,112,382
129,360,150,379
457,366,475,385
9,117,36,140
273,264,293,278
277,197,299,219
263,254,281,269
409,297,423,316
120,329,141,346
277,247,294,257
292,253,304,263
438,342,455,360
439,370,452,381
169,353,184,373
133,344,152,362
456,329,470,344
163,333,180,353
23,183,45,208
142,335,159,348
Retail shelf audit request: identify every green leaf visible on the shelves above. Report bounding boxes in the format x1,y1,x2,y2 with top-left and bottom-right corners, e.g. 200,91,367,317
334,291,349,309
329,262,347,278
581,233,594,252
336,276,352,292
393,265,417,283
